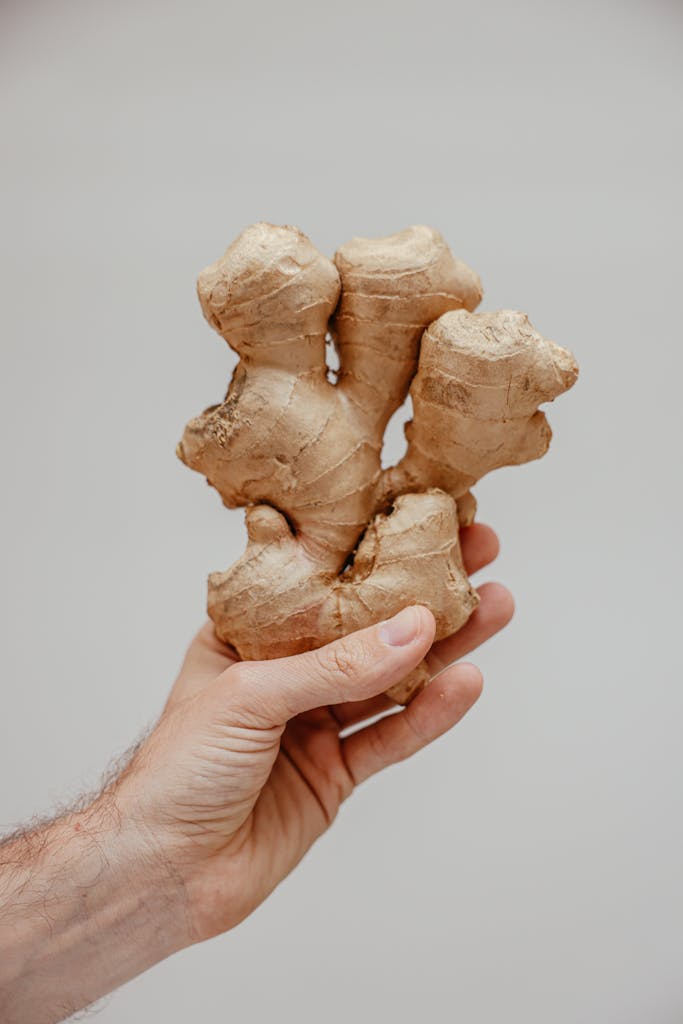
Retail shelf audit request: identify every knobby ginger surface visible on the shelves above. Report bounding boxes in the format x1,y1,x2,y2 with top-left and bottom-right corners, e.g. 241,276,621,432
178,223,578,702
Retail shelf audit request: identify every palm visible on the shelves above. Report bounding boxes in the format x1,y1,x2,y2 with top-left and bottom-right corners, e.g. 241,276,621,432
251,712,349,877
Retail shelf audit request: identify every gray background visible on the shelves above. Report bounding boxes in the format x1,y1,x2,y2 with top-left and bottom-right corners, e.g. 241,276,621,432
1,0,682,1020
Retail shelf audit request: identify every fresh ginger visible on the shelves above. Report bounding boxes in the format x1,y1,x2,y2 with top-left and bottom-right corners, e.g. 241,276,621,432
178,223,578,702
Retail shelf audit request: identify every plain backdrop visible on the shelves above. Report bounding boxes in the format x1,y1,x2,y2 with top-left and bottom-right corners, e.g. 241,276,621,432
1,0,682,1021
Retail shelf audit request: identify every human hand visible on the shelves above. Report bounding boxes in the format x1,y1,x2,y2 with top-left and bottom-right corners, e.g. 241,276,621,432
119,522,513,944
0,523,512,1023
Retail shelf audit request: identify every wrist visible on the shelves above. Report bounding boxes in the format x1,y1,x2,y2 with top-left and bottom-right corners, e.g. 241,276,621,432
0,789,192,1023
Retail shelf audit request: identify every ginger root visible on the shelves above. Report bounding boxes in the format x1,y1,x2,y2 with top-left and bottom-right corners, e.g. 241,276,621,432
178,223,578,703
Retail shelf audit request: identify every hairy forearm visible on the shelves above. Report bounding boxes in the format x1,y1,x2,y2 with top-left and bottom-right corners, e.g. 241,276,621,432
0,791,189,1024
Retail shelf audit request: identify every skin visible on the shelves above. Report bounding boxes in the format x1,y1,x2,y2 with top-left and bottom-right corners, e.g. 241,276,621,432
0,524,513,1024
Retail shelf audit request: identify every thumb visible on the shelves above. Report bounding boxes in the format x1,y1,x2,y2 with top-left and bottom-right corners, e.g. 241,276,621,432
227,606,436,723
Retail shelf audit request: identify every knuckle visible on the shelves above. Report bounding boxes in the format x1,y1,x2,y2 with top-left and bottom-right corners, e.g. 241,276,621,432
366,723,390,762
225,659,246,684
224,661,249,689
317,638,361,687
403,707,430,747
219,662,280,727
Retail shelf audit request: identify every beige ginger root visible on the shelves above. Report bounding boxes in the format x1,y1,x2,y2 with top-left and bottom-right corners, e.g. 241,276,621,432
178,223,578,702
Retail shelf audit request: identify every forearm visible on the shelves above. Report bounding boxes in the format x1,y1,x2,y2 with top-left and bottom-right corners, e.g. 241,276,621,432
0,792,190,1024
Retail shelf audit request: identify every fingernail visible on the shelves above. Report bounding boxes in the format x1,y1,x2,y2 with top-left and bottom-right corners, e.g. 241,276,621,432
379,607,421,647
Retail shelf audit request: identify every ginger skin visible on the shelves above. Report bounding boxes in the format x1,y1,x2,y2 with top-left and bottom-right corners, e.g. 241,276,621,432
178,223,578,702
